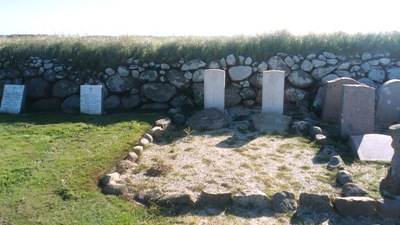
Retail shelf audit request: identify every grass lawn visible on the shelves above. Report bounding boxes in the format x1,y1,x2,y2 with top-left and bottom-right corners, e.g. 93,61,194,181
0,112,172,225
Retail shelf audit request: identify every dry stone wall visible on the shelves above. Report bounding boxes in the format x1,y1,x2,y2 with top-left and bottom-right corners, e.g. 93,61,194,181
1,51,400,114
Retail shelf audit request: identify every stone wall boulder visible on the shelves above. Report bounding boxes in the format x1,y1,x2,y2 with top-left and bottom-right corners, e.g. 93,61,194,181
61,95,80,114
225,88,242,108
106,73,137,93
228,66,252,81
267,56,291,76
287,70,314,88
142,83,177,102
166,69,190,89
181,59,206,71
31,98,61,111
103,95,121,110
52,80,79,98
26,77,51,98
121,94,140,109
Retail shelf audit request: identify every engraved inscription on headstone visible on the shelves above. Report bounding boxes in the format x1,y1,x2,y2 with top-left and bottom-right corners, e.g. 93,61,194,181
0,84,25,114
262,70,285,114
340,84,375,137
204,69,225,111
80,85,103,115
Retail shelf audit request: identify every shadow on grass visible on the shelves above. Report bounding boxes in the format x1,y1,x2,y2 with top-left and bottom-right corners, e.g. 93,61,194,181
0,110,167,126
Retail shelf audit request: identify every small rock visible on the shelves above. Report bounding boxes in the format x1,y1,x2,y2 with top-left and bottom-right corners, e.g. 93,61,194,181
157,193,197,206
292,121,310,135
226,54,236,66
310,126,323,137
144,133,153,143
323,52,336,59
139,138,150,147
103,182,127,195
116,160,136,174
361,52,372,61
327,155,345,170
336,170,353,186
181,59,206,71
334,197,376,217
136,188,164,203
197,189,232,208
125,152,138,163
315,134,328,144
101,172,120,186
272,191,297,213
155,117,172,130
132,146,144,156
148,126,165,140
233,190,271,209
301,60,314,72
117,66,129,76
105,68,115,76
341,183,368,197
172,114,186,126
298,193,333,213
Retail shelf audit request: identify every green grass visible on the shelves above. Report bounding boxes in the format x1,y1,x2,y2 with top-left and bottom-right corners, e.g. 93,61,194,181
1,31,400,72
0,112,174,224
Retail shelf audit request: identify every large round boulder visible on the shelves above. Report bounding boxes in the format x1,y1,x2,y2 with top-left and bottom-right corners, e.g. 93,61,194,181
142,83,177,102
185,108,229,131
106,73,137,93
52,80,79,98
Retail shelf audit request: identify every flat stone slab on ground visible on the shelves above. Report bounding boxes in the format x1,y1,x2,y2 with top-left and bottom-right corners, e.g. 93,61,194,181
252,113,292,134
349,134,394,162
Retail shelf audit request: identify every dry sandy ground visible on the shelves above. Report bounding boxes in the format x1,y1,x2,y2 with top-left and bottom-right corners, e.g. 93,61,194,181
118,126,395,224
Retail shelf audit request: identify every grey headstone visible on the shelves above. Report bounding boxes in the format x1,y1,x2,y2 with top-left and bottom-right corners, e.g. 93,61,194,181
349,134,393,162
204,69,225,111
0,85,25,114
340,84,375,137
322,77,360,123
376,79,400,126
80,85,102,115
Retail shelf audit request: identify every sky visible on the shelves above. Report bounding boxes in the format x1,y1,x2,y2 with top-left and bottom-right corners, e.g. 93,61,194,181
1,0,399,36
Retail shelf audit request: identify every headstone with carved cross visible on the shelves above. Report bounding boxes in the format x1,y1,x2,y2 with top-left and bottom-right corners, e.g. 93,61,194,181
262,70,285,115
80,85,103,115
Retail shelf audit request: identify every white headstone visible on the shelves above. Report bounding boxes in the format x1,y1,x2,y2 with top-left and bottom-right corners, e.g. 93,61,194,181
204,69,225,111
0,84,25,114
262,70,285,114
80,85,103,115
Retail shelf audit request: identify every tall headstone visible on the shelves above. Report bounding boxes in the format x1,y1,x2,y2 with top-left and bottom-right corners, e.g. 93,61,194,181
322,77,360,123
340,84,375,137
204,69,225,111
0,84,25,114
376,79,400,126
80,85,103,115
262,70,285,114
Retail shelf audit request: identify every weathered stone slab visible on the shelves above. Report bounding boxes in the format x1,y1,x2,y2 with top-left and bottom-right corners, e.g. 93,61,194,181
0,84,25,114
204,69,225,111
298,193,334,213
322,77,360,123
252,113,292,134
262,70,285,114
80,85,102,115
340,84,375,137
228,66,252,81
334,197,377,217
349,134,393,162
376,79,400,126
185,108,229,131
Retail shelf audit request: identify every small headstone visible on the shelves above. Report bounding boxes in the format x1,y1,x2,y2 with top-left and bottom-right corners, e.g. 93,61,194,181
322,77,360,123
262,70,285,114
80,85,102,115
349,134,393,162
376,79,400,126
0,84,25,114
204,69,225,111
340,84,375,137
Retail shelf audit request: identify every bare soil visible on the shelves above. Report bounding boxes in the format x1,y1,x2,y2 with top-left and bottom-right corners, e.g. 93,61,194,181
118,124,393,224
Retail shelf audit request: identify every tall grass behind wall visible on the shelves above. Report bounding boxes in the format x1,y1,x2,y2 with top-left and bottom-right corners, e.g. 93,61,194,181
1,31,400,72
